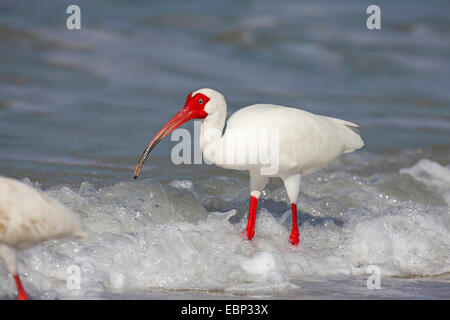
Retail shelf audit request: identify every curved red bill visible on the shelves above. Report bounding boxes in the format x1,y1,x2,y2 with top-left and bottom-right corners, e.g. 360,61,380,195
133,108,191,179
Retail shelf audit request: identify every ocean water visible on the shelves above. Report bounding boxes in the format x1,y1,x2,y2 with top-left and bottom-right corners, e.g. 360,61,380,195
0,0,449,299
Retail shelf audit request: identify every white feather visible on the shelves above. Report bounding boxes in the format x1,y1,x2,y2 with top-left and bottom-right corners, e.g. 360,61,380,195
0,176,86,250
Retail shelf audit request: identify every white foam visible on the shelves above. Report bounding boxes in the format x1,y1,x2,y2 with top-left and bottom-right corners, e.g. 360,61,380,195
400,159,450,190
1,160,449,299
169,179,194,190
400,159,450,205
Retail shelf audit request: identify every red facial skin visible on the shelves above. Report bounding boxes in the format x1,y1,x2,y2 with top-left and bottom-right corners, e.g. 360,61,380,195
183,92,210,120
134,92,210,179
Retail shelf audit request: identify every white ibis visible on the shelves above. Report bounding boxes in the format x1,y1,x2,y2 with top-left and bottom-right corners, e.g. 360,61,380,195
134,88,364,245
0,176,86,300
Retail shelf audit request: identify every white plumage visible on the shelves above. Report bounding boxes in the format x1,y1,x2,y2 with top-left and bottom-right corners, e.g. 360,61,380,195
0,176,86,300
204,102,363,175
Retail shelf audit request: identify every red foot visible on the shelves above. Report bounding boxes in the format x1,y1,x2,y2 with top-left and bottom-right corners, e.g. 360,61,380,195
14,274,28,300
243,196,258,241
241,228,255,241
289,229,299,246
17,292,28,300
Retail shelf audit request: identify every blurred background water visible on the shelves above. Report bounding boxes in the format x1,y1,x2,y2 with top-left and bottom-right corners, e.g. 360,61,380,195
0,0,449,299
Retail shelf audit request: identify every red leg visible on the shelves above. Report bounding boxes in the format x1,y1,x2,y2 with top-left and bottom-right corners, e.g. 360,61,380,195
13,274,28,300
289,203,300,246
243,196,258,240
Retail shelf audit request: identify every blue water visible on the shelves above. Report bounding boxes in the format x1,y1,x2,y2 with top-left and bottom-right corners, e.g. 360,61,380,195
0,0,449,299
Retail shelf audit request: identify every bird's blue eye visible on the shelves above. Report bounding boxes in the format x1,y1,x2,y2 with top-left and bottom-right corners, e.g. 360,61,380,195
198,99,204,104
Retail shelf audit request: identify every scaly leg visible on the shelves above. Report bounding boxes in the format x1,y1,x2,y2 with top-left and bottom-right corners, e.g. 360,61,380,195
244,196,258,240
289,203,300,245
0,244,28,300
282,174,302,246
14,274,28,300
243,173,268,241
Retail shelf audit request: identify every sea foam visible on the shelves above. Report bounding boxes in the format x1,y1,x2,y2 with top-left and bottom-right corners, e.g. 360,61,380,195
0,159,448,299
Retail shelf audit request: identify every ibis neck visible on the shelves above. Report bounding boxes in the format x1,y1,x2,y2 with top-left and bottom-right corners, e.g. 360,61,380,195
199,109,227,164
